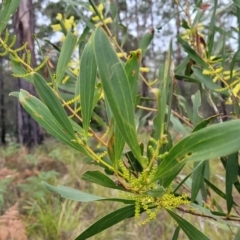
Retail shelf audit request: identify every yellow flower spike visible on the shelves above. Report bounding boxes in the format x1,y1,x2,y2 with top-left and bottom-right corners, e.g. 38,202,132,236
71,68,79,76
56,13,63,20
63,95,80,106
232,83,240,96
203,69,213,75
62,75,70,84
89,5,94,12
64,16,75,30
92,16,101,21
151,88,159,97
181,35,189,40
196,23,204,31
226,98,233,105
94,17,113,27
103,17,112,24
69,106,81,118
181,29,191,36
117,52,127,58
223,70,236,75
213,75,218,83
51,24,62,32
224,75,231,81
90,3,104,21
99,92,104,99
140,67,150,72
210,56,216,60
98,3,104,13
214,67,223,74
208,56,222,63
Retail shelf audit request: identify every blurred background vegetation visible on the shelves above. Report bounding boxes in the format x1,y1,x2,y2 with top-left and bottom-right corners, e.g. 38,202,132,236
0,0,239,239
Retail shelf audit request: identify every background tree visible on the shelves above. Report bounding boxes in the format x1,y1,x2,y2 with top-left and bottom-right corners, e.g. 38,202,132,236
0,56,5,144
13,0,43,147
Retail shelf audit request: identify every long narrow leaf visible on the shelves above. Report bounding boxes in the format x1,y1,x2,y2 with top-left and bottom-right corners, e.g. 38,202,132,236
172,226,180,240
234,229,240,240
226,152,239,213
82,170,125,190
75,205,136,240
125,49,141,98
32,73,75,137
0,0,20,35
79,35,97,137
139,29,154,56
56,31,77,86
207,0,218,55
107,123,125,171
193,67,229,96
167,210,211,240
177,36,209,69
43,182,104,202
93,27,145,167
191,162,205,202
191,90,202,126
153,42,172,140
153,120,240,181
43,182,134,204
11,90,87,155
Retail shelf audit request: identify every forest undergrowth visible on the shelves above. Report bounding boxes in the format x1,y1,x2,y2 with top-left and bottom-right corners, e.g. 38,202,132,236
0,138,237,240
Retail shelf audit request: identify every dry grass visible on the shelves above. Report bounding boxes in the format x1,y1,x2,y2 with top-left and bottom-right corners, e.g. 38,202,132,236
0,203,27,240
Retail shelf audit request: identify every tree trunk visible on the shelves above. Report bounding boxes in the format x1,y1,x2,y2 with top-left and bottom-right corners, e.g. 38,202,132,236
0,57,6,145
13,0,43,147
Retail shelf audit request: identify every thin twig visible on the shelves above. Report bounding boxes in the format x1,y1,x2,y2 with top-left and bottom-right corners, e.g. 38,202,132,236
177,207,240,223
137,105,193,128
61,98,108,147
